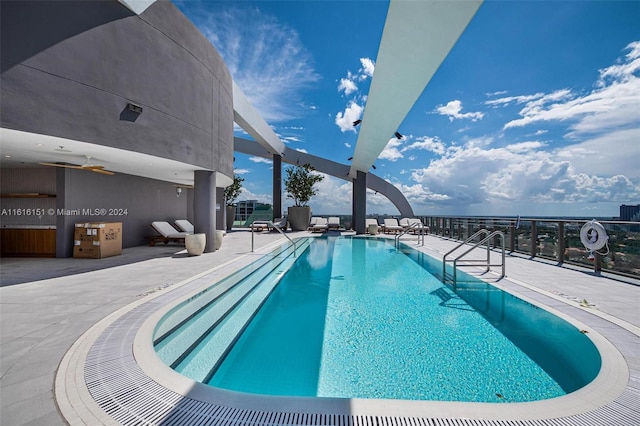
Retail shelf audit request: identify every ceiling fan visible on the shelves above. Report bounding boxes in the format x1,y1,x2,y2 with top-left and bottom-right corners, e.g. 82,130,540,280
40,155,115,175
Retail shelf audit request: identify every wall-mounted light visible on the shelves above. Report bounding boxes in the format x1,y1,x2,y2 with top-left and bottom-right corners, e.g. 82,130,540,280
394,132,403,140
127,102,143,114
352,119,362,126
176,187,182,197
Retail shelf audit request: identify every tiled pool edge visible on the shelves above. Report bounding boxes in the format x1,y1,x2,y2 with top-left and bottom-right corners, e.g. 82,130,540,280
55,238,640,425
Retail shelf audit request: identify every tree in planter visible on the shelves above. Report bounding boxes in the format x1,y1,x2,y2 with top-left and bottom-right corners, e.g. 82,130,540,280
284,163,324,230
224,174,244,230
224,174,244,206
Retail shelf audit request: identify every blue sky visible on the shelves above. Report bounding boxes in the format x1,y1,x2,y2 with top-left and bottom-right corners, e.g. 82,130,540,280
175,0,640,218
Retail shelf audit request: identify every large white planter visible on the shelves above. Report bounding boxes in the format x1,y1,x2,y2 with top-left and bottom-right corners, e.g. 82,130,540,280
185,233,206,256
215,230,224,250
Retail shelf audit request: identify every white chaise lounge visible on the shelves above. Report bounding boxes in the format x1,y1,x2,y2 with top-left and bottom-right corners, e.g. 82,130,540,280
150,221,190,246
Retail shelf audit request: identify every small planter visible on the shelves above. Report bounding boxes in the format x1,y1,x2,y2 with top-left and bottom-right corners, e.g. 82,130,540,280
226,206,235,231
185,233,206,256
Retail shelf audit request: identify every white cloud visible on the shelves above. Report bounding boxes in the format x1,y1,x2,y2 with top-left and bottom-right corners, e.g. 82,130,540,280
334,58,375,132
335,101,363,133
554,128,640,179
498,41,640,137
344,142,352,148
338,78,358,95
378,138,404,162
402,136,446,155
195,6,320,122
359,57,375,79
234,168,251,175
295,148,308,153
504,141,547,153
485,93,545,107
435,100,484,121
407,140,639,210
249,156,273,164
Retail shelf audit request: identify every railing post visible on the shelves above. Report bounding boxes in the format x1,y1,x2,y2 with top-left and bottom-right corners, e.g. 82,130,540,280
509,223,516,253
557,221,565,264
530,220,537,258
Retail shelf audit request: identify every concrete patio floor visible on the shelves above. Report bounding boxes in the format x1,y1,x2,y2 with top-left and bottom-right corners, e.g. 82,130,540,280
1,230,638,425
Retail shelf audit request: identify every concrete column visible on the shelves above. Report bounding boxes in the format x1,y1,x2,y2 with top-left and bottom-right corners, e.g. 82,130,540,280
216,187,225,230
55,168,70,257
194,170,217,252
353,171,367,234
273,154,282,220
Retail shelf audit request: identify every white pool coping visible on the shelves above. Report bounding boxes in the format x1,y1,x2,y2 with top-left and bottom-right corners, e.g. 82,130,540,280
55,236,639,425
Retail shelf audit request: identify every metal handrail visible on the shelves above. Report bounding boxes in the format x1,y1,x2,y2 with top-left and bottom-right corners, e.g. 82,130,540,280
251,220,298,257
443,229,505,286
394,222,426,247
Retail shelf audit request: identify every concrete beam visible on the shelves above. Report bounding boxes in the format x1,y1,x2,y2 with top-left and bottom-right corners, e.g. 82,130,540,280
232,82,286,156
234,137,414,217
350,0,482,177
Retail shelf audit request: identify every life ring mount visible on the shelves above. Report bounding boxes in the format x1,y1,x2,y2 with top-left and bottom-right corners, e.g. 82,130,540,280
580,220,608,252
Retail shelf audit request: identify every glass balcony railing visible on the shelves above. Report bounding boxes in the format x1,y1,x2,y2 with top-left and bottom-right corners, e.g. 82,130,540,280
418,216,640,279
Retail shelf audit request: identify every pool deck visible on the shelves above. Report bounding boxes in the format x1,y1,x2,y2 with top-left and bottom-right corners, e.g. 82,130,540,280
1,230,638,425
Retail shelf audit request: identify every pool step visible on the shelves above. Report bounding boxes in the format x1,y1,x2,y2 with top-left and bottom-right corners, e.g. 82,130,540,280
154,242,299,342
154,238,310,370
174,252,303,382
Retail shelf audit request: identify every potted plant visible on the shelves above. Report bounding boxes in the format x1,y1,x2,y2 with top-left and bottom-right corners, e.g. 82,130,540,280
224,174,244,231
284,163,324,231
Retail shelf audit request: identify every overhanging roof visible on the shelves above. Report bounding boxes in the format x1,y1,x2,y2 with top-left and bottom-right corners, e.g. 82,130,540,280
349,0,482,177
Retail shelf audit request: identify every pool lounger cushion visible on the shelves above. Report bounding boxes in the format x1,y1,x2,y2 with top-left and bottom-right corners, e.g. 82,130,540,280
150,221,190,246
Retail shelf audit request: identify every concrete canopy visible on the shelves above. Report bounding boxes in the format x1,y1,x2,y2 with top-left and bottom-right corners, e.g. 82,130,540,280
349,0,482,177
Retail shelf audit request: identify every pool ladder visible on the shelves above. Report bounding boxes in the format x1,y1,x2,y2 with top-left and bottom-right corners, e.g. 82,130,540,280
442,229,506,286
394,221,427,248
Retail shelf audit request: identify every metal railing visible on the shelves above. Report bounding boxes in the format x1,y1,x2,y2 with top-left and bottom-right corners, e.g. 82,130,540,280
443,229,506,286
394,222,426,248
251,220,299,257
420,216,639,280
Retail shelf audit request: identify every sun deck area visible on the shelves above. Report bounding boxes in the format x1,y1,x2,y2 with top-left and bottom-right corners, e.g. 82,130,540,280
1,230,639,425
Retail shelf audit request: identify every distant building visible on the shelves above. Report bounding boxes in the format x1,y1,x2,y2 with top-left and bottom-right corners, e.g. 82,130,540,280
235,200,271,222
619,204,640,221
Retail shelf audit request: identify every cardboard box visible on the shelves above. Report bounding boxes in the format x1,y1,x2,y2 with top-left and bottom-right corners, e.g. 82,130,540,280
73,222,122,258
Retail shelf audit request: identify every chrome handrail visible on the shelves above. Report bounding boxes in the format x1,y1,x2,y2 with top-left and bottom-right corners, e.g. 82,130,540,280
443,229,505,286
251,220,298,257
394,222,426,247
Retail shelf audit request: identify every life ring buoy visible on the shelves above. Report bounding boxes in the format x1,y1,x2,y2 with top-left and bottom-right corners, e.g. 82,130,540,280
580,220,608,251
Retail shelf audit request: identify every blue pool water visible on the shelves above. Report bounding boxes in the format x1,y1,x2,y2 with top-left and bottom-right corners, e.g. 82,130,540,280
155,236,601,403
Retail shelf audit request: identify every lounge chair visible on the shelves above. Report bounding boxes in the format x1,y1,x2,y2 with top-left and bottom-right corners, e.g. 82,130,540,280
365,218,380,234
328,217,340,230
249,220,271,231
311,217,328,233
272,217,288,231
383,218,403,234
399,218,410,228
174,219,194,233
308,217,321,230
150,221,190,246
408,218,428,233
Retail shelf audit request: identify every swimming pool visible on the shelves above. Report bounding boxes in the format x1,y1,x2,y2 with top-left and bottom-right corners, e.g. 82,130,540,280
154,236,601,403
